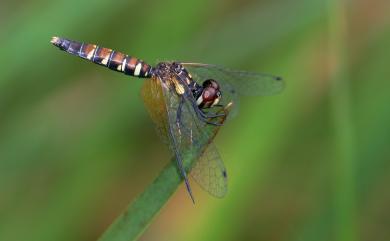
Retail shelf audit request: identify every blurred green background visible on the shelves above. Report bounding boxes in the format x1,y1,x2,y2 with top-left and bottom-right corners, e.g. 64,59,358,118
1,0,389,240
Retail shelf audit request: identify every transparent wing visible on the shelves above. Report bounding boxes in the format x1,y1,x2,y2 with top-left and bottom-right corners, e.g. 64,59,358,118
183,63,284,118
182,63,284,96
141,77,169,144
190,142,228,198
176,89,229,198
141,76,228,198
166,80,228,198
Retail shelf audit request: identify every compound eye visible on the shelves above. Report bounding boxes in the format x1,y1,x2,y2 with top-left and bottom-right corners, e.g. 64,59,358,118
202,87,217,101
203,79,220,90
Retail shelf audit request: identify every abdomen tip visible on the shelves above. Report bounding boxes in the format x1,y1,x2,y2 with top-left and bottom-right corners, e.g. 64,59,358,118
50,36,61,45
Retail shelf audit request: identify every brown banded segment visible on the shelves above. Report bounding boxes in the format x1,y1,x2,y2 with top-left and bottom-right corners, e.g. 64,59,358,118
124,57,138,75
80,44,97,60
108,51,126,72
140,63,151,77
51,37,153,78
92,47,112,66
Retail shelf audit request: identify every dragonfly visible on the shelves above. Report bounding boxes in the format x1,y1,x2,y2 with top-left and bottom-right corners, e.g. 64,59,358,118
50,36,284,203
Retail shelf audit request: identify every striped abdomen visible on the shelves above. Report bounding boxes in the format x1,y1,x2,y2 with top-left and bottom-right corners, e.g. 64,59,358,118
50,37,153,78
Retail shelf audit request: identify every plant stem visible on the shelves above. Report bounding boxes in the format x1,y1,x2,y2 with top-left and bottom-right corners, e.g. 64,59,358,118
97,159,180,241
327,1,357,241
97,102,231,241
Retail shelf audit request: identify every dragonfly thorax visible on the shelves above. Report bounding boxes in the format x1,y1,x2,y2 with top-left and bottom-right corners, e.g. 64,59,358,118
154,62,222,108
153,62,172,80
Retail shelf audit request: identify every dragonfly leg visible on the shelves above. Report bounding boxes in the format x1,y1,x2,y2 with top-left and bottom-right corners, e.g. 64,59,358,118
199,109,226,119
195,108,224,126
202,105,225,115
184,93,225,126
211,104,226,110
213,104,224,107
196,108,225,126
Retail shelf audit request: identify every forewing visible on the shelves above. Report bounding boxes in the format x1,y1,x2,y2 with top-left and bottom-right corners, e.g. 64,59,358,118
184,63,240,117
183,63,284,96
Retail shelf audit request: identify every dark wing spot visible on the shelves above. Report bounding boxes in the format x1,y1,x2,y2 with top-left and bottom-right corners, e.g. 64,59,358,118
222,170,227,178
275,76,283,81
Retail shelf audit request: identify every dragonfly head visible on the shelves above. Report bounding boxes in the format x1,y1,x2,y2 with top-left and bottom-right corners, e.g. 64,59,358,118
197,79,222,108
